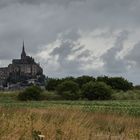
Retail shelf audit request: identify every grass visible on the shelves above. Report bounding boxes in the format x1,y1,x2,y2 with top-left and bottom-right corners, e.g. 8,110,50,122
112,90,140,100
0,107,140,140
0,91,140,139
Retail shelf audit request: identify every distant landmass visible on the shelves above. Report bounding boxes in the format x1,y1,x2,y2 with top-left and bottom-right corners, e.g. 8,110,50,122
0,42,45,89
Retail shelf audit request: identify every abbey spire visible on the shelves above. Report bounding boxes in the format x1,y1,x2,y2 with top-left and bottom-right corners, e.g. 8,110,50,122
21,41,26,59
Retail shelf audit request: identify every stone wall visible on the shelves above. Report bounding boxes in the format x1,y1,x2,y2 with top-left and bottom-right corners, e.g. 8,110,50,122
0,68,9,80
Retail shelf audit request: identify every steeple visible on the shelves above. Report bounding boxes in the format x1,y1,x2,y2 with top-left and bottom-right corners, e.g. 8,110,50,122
21,41,26,59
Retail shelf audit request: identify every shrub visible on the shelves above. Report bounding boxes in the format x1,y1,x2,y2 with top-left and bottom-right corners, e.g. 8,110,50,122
56,80,80,100
45,78,61,91
18,86,42,101
97,76,133,91
76,76,95,88
112,90,140,100
41,91,64,100
61,77,76,82
134,85,140,90
82,82,112,100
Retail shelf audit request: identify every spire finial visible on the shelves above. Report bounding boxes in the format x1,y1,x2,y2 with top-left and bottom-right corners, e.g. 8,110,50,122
23,40,25,50
21,41,26,59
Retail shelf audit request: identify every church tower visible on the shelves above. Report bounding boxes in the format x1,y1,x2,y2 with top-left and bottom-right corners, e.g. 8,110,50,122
21,41,26,59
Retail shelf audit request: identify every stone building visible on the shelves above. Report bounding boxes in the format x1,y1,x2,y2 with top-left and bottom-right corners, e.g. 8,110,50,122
0,42,44,88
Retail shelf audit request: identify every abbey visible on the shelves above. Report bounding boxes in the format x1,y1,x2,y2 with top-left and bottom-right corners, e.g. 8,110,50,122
0,42,44,88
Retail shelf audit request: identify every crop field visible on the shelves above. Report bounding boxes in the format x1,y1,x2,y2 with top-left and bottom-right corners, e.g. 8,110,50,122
0,93,140,116
0,92,140,139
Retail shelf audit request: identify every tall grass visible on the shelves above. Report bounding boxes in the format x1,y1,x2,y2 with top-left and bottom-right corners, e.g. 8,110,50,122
112,90,140,100
0,107,139,140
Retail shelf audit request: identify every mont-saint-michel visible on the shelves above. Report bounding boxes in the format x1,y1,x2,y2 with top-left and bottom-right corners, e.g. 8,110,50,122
0,42,45,89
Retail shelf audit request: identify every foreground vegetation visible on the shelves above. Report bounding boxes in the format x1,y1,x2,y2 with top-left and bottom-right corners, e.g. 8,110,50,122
0,76,139,139
0,91,140,139
0,107,140,140
0,91,140,116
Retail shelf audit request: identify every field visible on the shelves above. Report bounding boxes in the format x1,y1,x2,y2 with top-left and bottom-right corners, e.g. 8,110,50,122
0,92,140,140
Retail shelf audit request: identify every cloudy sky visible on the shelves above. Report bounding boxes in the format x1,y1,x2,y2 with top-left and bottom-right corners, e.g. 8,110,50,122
0,0,140,84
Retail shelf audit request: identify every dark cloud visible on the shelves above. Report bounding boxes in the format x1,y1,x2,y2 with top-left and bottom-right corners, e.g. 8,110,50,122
0,0,140,83
47,32,93,77
0,0,86,7
126,42,140,67
18,0,86,5
102,31,129,73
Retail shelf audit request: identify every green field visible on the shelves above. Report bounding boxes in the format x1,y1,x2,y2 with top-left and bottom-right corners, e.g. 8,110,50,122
0,92,140,116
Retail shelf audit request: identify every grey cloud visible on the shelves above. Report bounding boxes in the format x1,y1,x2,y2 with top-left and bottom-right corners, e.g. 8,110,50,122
19,0,85,5
125,42,140,67
45,32,94,77
77,50,91,58
59,30,81,42
0,0,86,7
102,31,129,73
50,41,83,75
0,0,140,83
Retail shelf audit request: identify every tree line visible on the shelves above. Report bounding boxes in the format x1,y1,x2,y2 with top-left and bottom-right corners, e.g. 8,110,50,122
44,76,133,100
18,75,134,101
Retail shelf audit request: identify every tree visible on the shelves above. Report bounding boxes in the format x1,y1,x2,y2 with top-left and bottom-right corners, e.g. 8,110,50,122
61,77,75,82
56,80,80,100
76,76,95,88
45,78,61,91
18,85,42,101
82,81,112,100
97,76,133,91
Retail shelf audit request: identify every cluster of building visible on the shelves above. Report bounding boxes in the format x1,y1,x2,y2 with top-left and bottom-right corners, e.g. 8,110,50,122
0,42,45,90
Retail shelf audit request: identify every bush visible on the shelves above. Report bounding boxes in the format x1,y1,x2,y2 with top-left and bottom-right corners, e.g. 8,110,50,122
56,80,81,100
45,78,61,91
61,77,76,82
112,90,140,100
41,91,64,100
134,85,140,90
82,82,112,100
18,86,42,101
76,76,95,88
97,76,133,91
